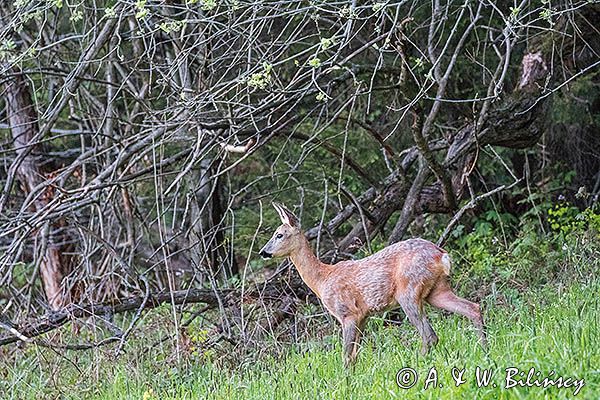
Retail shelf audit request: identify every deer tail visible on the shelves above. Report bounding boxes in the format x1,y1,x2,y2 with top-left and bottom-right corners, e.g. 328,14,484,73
440,253,451,275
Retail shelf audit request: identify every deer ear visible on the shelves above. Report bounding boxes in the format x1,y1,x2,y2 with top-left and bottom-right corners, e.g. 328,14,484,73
272,202,300,228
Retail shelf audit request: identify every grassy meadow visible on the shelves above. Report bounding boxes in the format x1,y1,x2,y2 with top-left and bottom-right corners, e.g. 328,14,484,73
1,228,599,400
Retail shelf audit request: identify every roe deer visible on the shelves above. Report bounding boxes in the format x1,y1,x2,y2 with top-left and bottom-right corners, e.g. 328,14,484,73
259,203,487,367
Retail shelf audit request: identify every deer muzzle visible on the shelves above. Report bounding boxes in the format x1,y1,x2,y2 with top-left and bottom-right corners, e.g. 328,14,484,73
259,249,272,259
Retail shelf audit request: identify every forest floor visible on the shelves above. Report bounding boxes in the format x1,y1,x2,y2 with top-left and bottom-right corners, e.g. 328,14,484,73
1,275,598,399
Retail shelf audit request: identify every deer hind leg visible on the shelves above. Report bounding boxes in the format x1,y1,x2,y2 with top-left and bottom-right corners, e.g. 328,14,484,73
397,292,438,354
341,317,365,368
426,278,487,347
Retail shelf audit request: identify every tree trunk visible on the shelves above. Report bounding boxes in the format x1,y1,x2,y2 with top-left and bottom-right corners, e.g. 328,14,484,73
189,157,238,282
4,71,71,310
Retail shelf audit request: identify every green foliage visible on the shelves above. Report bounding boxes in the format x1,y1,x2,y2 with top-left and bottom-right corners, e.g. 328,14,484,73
315,91,328,102
69,7,83,22
158,20,186,34
247,62,273,89
105,6,116,18
338,5,357,19
308,57,321,68
189,0,218,11
319,37,334,51
548,202,600,235
12,0,29,8
539,8,554,26
441,180,599,296
135,0,148,19
372,3,386,13
0,39,16,61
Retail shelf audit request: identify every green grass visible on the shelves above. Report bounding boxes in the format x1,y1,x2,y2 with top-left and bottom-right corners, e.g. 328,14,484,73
3,224,599,399
2,278,598,400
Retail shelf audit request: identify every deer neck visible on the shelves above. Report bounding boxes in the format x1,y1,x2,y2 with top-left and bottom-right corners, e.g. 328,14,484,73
289,236,329,298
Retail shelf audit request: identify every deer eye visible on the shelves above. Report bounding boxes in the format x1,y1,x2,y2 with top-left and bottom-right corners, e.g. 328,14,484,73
276,233,284,239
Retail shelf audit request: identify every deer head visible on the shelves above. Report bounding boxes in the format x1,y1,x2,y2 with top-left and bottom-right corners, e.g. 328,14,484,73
259,203,303,259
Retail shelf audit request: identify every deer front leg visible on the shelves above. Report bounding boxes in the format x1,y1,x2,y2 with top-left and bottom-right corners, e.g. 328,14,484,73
341,318,363,368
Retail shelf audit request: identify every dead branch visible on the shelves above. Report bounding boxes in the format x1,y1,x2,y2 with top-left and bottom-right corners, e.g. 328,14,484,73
0,288,225,347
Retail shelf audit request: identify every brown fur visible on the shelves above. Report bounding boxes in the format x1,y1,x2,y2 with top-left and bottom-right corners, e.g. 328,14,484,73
260,203,487,366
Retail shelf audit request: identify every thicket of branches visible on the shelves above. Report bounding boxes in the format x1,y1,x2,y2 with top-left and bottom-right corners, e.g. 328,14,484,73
0,0,599,349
